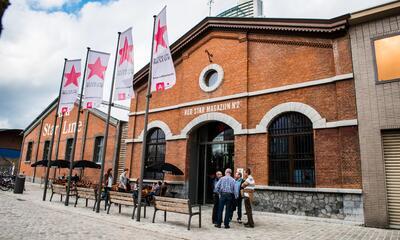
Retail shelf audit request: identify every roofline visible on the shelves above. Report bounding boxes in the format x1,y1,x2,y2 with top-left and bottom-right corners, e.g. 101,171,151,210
349,0,400,25
132,15,349,88
23,98,127,136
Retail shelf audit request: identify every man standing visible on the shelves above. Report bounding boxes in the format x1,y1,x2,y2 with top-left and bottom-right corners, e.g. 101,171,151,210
214,168,236,229
212,171,222,224
234,172,244,223
242,168,255,228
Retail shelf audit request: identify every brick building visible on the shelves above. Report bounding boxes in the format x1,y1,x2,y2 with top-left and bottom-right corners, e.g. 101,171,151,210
348,1,400,228
127,16,363,221
18,99,129,184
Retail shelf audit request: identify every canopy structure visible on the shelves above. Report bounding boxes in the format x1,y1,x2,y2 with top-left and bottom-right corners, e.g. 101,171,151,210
146,162,184,176
73,160,101,169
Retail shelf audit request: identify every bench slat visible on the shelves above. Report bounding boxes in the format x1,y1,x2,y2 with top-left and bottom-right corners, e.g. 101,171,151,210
155,201,190,211
156,205,190,214
155,196,189,204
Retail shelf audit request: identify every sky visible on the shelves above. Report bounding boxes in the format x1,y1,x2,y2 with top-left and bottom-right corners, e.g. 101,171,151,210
0,0,394,130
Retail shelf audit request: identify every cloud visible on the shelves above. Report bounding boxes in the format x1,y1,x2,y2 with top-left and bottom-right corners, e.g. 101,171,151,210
0,0,393,129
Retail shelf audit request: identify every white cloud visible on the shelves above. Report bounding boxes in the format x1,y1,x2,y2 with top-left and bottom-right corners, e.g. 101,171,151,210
0,0,393,129
0,118,11,129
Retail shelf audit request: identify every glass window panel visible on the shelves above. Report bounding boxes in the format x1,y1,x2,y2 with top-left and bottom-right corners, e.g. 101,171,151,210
374,34,400,81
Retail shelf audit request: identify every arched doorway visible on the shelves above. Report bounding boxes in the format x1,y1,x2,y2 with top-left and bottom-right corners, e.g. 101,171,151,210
188,122,234,204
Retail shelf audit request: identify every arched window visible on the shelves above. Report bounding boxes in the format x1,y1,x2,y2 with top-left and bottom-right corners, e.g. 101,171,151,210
144,128,166,180
268,112,315,187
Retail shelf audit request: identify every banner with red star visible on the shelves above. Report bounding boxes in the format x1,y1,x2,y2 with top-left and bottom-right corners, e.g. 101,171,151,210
83,50,110,109
114,27,134,101
151,6,176,92
59,59,81,115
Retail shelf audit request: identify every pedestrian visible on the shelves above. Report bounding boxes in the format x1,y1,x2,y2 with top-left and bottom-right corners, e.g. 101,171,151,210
118,168,129,192
214,168,236,229
242,168,255,228
234,171,244,223
103,168,113,209
212,171,222,224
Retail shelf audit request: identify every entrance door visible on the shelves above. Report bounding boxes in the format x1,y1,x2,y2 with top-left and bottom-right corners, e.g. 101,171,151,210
190,122,234,204
383,131,400,229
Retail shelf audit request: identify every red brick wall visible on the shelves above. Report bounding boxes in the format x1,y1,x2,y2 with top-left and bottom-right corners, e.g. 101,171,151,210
19,106,119,184
125,29,361,189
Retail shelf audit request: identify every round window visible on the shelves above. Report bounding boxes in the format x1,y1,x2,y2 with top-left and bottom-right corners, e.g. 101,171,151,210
199,64,224,92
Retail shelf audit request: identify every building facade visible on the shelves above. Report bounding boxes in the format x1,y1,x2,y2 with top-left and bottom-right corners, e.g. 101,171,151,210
0,129,23,174
19,100,128,184
127,17,363,222
349,1,400,228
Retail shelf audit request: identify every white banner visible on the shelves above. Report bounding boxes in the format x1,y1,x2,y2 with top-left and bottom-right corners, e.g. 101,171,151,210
151,7,176,92
59,59,81,114
114,27,134,101
83,50,110,109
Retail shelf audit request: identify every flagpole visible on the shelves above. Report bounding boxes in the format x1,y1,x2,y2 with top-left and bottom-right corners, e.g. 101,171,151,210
96,32,121,213
137,15,157,222
53,114,64,179
42,58,67,201
65,47,90,206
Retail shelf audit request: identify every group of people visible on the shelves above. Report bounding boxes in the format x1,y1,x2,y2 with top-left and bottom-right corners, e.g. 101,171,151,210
212,168,255,229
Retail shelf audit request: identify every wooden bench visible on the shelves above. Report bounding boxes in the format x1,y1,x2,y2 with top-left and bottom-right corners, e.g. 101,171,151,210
74,187,98,210
152,196,201,230
107,191,147,219
50,184,76,202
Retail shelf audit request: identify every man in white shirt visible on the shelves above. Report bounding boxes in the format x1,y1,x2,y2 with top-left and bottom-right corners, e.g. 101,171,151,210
241,168,255,228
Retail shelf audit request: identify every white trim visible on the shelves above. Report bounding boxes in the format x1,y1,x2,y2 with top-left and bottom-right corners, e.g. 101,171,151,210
129,73,353,116
180,112,245,137
254,185,363,194
199,64,224,92
135,120,173,142
125,118,359,143
256,102,327,131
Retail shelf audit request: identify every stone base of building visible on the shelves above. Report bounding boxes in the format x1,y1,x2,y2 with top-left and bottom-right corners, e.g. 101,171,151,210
252,187,364,223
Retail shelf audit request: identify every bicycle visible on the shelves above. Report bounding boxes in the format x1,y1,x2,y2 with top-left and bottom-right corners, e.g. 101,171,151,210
0,174,15,191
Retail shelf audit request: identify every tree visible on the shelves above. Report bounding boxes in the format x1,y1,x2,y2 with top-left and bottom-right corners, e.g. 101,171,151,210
0,0,10,36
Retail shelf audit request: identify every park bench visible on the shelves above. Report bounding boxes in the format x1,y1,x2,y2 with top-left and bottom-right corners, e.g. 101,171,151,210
152,196,201,230
74,187,98,210
50,184,76,202
107,191,147,219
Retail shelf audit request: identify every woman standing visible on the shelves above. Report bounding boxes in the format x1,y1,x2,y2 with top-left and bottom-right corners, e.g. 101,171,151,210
103,168,113,210
118,168,129,192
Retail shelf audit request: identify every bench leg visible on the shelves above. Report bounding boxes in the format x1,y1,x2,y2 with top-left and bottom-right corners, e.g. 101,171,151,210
144,205,146,218
132,205,136,219
164,211,167,222
152,209,157,223
118,204,121,214
188,215,192,231
107,202,111,214
93,200,97,211
74,197,78,207
60,195,63,202
86,199,88,207
50,193,54,202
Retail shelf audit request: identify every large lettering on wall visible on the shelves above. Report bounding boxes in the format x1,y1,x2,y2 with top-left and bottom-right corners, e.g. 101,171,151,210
183,100,241,116
42,121,83,137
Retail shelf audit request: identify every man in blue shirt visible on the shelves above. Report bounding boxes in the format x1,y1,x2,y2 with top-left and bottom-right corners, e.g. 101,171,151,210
214,168,236,229
212,171,222,224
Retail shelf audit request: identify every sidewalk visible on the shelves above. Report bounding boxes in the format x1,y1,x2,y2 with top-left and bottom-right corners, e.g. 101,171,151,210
0,182,399,240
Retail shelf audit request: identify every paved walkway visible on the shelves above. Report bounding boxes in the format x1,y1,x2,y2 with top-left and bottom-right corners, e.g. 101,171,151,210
0,183,399,240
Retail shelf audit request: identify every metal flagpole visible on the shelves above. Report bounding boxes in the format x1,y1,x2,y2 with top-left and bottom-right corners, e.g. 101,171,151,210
65,47,90,206
137,15,157,222
53,114,64,179
96,32,121,213
43,58,67,201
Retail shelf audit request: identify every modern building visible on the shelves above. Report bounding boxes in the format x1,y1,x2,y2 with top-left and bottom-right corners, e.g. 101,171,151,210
126,16,363,222
348,1,400,228
18,99,129,184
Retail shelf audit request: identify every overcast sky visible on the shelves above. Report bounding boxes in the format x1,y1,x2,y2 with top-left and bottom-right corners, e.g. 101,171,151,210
0,0,393,129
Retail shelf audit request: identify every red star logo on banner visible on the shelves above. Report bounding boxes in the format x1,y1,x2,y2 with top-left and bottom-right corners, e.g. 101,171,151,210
88,57,107,80
154,19,167,53
64,65,80,87
118,37,133,66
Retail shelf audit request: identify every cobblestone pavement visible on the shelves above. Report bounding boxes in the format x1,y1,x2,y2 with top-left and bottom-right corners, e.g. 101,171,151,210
1,183,400,240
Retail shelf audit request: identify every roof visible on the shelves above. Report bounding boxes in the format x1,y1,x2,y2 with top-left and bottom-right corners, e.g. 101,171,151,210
349,0,400,25
133,15,349,87
23,98,129,136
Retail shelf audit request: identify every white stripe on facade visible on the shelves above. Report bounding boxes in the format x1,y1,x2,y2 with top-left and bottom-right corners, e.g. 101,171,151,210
129,73,353,116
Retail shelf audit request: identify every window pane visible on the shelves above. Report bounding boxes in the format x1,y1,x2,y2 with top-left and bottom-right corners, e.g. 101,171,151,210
144,128,166,180
374,34,400,81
